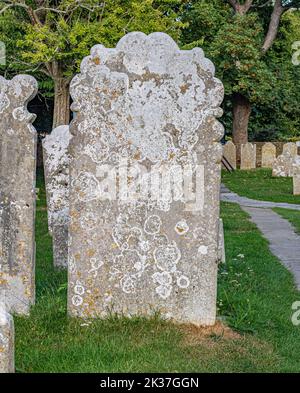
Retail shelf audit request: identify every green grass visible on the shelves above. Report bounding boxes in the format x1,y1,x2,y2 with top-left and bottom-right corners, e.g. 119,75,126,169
222,168,300,205
14,170,300,372
273,208,300,234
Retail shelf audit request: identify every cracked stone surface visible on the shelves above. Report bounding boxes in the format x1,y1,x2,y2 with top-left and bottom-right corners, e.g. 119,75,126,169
43,125,71,268
0,75,38,315
0,302,14,373
68,32,224,325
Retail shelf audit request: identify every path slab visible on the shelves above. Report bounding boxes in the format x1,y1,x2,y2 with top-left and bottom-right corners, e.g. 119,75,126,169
221,185,300,211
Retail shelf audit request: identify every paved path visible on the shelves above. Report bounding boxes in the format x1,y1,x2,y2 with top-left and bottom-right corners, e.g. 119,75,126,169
221,184,300,290
221,184,300,211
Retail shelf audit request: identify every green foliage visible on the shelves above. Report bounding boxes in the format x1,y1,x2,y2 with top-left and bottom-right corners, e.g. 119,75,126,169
210,13,275,104
0,0,185,78
181,1,300,141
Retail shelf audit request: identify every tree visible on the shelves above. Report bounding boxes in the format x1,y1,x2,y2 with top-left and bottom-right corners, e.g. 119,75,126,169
225,0,300,143
0,0,184,128
181,0,300,144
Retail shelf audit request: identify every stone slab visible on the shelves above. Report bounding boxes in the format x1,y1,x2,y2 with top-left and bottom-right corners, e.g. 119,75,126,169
0,75,38,315
240,143,256,170
0,303,14,373
68,32,224,325
42,125,71,268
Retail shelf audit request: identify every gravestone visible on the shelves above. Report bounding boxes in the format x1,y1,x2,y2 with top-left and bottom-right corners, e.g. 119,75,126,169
293,157,300,195
272,152,295,177
240,143,256,170
223,141,236,169
0,303,14,373
294,176,300,195
261,142,276,168
42,125,71,268
0,75,38,315
68,32,224,326
282,142,297,157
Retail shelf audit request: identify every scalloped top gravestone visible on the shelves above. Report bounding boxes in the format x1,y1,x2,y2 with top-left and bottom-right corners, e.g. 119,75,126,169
68,32,224,325
0,303,14,373
240,143,256,170
261,142,276,168
0,75,37,315
42,125,72,268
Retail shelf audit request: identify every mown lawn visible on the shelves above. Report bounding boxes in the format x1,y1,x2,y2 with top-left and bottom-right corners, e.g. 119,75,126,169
222,168,300,205
273,208,300,234
13,170,300,372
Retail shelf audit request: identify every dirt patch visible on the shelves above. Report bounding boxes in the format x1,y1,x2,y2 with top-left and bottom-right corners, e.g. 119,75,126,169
179,320,241,347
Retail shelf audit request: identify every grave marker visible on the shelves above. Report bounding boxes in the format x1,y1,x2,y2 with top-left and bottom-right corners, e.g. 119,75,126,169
68,32,224,325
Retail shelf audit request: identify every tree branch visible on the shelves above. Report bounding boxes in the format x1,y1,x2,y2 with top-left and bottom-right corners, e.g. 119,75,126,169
262,0,286,53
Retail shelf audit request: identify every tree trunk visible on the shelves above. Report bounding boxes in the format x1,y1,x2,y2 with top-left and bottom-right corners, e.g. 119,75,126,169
262,0,285,54
232,93,251,145
53,78,70,129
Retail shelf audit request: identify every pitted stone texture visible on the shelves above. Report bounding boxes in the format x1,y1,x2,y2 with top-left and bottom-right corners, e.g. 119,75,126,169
283,142,298,157
272,152,296,177
223,141,236,170
68,32,224,326
261,142,276,168
240,143,256,170
0,303,14,373
0,75,37,315
42,125,71,268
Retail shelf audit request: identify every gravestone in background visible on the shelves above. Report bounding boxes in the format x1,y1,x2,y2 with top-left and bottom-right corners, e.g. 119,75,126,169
261,142,276,168
293,157,300,195
68,32,224,325
223,141,236,169
240,143,256,170
272,152,295,177
0,75,38,315
42,125,71,268
0,303,14,373
282,142,297,157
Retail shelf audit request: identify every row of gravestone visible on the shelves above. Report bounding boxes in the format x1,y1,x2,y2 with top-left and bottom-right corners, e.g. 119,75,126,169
0,32,225,372
223,141,299,170
223,141,300,195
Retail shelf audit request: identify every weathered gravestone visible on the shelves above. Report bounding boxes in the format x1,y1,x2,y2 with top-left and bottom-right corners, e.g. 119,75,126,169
293,157,300,195
0,302,14,373
283,142,298,157
223,141,236,170
240,143,256,170
0,75,38,315
261,142,276,168
42,125,71,268
294,176,300,195
68,32,224,325
272,152,295,177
